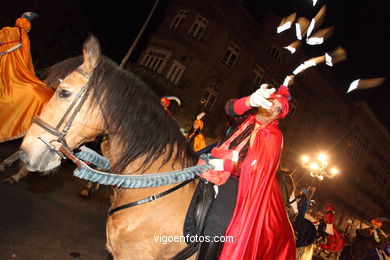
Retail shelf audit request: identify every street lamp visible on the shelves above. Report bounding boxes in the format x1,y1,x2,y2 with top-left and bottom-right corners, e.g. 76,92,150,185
300,153,339,180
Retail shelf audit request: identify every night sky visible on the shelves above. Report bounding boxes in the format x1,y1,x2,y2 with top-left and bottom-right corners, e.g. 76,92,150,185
1,0,389,129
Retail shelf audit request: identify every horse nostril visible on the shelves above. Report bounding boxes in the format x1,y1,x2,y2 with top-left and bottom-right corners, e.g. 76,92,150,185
19,149,28,164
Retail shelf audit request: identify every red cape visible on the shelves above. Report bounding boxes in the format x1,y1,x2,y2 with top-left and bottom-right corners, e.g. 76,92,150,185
319,212,345,252
219,115,296,259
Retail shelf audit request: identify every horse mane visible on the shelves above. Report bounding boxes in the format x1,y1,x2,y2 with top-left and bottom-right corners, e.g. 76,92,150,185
42,56,83,88
44,55,197,172
85,56,198,172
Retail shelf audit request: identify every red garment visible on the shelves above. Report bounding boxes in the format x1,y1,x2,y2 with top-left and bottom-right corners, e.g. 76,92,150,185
219,114,296,260
319,211,345,252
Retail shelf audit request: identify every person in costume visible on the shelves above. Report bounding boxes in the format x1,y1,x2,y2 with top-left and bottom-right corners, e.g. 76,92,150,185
0,12,54,182
198,84,296,259
0,12,54,142
315,211,327,243
358,218,389,258
291,186,317,259
160,96,181,116
319,203,346,253
186,112,206,152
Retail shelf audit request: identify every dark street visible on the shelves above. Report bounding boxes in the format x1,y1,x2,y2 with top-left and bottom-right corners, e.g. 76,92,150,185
0,139,112,260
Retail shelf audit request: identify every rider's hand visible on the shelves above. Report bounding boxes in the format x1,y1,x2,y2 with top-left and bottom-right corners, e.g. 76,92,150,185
249,84,275,109
209,159,224,171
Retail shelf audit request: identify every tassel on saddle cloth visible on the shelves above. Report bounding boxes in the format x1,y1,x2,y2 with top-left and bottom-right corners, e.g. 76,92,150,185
73,146,214,189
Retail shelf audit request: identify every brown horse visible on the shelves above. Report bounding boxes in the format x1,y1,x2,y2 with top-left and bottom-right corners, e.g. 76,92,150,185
20,35,199,259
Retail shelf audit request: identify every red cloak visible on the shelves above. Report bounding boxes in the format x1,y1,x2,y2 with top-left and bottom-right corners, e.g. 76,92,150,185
319,211,345,252
219,114,296,259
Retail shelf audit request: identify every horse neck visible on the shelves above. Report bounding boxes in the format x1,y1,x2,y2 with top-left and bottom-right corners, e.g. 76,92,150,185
107,135,197,209
107,135,189,175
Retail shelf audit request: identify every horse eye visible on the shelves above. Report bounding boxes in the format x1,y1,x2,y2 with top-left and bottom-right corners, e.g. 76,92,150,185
58,89,72,98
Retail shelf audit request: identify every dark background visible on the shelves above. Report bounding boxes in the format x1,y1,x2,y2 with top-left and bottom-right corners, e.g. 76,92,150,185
1,0,389,129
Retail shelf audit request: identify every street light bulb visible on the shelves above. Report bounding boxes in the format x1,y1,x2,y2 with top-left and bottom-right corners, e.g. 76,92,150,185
301,155,310,163
330,168,339,175
309,162,319,170
318,153,328,162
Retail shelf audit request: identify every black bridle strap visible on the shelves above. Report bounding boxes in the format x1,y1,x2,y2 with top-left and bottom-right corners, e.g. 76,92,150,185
108,180,192,216
32,117,63,138
55,85,87,131
61,86,89,135
33,68,91,144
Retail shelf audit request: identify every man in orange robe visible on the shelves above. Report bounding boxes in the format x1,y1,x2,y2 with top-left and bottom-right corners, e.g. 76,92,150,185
0,13,54,142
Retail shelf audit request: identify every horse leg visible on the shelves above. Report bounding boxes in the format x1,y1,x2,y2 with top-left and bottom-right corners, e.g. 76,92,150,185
0,151,20,173
2,163,30,184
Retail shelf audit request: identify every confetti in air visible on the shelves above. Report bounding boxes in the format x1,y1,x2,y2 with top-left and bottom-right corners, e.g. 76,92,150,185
307,5,327,37
284,40,301,54
306,26,335,45
295,17,310,40
347,78,386,93
277,12,297,33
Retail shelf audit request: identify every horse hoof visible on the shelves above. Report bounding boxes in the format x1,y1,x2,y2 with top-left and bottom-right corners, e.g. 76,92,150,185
79,189,91,200
2,177,18,184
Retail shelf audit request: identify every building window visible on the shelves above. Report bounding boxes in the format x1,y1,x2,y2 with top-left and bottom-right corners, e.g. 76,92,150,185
139,47,170,73
221,42,240,69
268,45,283,63
346,126,370,166
170,10,189,30
188,15,208,39
166,60,186,84
201,84,218,111
253,65,265,86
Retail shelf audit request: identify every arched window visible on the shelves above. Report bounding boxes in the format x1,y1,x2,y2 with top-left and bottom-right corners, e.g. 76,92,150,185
221,42,240,68
253,65,265,86
166,60,186,84
268,45,283,63
170,10,189,30
200,84,218,111
139,47,171,73
188,15,208,39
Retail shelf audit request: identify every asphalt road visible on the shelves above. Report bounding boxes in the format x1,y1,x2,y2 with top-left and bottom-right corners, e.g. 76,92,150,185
0,139,112,260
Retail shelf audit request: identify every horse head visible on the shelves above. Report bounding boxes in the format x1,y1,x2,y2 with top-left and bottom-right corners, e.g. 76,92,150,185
20,35,104,172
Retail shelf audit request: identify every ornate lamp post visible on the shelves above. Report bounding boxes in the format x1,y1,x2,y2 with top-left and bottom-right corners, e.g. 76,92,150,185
298,153,339,202
300,153,339,181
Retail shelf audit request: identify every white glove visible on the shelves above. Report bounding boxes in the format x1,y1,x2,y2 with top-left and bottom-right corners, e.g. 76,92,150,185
249,84,275,109
209,159,224,171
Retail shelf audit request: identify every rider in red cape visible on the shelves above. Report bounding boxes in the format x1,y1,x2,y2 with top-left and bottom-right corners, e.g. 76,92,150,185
198,84,295,259
319,204,345,252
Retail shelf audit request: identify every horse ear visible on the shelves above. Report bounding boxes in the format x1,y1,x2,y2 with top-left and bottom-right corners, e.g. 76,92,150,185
82,34,101,73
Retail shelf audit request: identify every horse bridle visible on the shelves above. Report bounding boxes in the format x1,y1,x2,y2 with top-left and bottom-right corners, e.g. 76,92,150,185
32,68,91,162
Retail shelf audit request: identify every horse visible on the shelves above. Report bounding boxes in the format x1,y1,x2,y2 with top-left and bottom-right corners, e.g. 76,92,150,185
19,35,200,259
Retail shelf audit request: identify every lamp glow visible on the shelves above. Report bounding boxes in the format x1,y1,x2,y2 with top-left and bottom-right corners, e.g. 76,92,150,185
318,153,328,162
309,162,319,170
301,155,310,163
